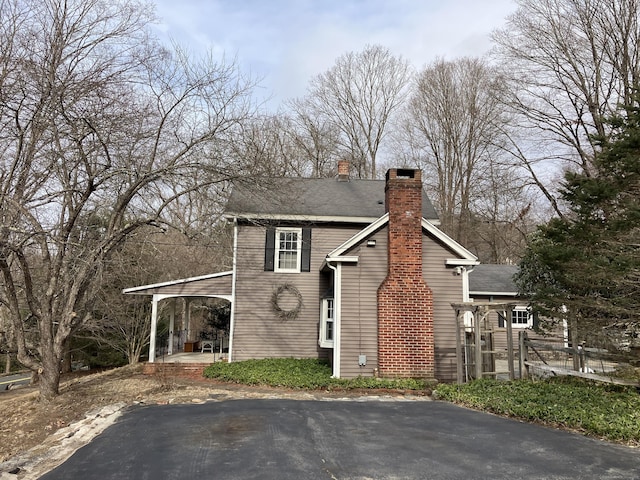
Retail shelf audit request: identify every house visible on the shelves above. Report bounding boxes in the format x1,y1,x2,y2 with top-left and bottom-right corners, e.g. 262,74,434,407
470,264,553,344
125,163,527,382
469,264,530,351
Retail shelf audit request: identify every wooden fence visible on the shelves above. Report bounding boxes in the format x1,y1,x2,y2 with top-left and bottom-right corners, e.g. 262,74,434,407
519,331,639,387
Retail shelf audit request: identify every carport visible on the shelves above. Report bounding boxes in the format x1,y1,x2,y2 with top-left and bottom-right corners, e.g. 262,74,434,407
122,271,233,362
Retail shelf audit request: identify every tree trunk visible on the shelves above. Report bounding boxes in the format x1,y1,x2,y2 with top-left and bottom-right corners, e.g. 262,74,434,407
60,338,72,374
4,352,10,374
39,362,62,400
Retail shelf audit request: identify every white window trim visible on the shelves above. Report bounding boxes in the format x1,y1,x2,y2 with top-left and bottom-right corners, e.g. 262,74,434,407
319,297,334,348
511,306,532,328
274,227,302,273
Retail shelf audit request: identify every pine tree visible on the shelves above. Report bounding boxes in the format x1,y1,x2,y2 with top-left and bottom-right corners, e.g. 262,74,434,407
517,101,640,343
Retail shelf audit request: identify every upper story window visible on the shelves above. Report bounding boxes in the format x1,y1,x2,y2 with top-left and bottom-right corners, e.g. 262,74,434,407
264,227,312,273
275,228,302,272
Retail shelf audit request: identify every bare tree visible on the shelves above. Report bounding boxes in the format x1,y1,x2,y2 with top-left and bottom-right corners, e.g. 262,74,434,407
227,114,308,178
492,0,640,215
467,163,536,264
300,45,411,179
85,224,232,365
397,57,522,249
0,0,255,400
0,305,14,373
87,243,156,366
288,99,342,177
227,109,343,179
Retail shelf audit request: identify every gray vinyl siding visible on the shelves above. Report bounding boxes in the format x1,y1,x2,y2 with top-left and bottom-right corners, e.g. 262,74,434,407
129,275,232,297
337,226,466,381
423,237,465,382
232,223,358,361
339,228,387,378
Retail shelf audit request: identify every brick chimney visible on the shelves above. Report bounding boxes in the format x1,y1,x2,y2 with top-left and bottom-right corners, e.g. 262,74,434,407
377,168,434,379
337,160,350,181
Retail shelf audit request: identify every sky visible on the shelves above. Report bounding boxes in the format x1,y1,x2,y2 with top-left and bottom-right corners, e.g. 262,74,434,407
152,0,518,108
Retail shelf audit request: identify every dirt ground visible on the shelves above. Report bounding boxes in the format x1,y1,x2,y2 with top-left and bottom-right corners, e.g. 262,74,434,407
0,364,428,479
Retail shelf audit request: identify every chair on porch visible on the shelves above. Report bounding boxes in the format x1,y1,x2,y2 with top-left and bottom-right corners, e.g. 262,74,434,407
200,339,215,353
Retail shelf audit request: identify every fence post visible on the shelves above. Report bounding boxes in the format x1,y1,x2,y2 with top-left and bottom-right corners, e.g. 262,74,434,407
506,305,515,380
455,308,463,384
519,330,528,379
475,309,483,380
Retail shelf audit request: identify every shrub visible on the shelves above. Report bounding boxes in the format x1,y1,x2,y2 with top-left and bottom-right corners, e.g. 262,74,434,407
203,358,427,391
435,377,640,444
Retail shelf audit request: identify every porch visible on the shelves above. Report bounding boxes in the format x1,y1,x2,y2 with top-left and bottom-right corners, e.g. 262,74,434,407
122,271,233,364
152,351,223,364
141,351,228,379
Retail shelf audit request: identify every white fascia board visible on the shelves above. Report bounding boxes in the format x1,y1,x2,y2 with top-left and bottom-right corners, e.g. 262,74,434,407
422,219,478,261
122,271,233,294
325,214,478,263
470,291,519,297
445,259,480,266
327,213,389,258
325,256,359,263
224,212,379,224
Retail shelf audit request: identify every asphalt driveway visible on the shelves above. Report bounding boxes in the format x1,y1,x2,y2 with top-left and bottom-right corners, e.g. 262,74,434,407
40,399,639,480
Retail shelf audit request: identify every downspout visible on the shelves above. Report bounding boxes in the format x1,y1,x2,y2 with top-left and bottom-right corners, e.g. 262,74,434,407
228,217,239,363
326,259,341,378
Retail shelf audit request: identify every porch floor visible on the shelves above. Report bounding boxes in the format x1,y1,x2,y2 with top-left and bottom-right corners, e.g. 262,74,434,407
152,351,225,364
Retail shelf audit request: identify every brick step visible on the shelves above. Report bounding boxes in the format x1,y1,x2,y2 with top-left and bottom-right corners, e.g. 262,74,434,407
142,362,211,380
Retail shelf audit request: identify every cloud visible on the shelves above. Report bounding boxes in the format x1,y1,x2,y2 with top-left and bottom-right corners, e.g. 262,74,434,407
152,0,517,107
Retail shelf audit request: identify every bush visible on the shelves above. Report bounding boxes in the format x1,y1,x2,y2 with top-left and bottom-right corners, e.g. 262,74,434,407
203,358,427,391
435,377,640,444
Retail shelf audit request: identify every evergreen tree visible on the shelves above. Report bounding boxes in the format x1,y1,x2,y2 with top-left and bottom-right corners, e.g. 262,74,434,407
517,101,640,342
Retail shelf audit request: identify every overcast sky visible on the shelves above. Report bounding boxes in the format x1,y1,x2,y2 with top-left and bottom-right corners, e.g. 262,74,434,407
152,0,517,108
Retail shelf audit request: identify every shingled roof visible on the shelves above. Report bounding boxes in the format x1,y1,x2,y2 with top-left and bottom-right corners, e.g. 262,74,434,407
469,264,519,295
225,177,439,222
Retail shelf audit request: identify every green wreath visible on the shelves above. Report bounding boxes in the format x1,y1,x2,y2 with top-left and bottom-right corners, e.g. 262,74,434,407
271,284,303,321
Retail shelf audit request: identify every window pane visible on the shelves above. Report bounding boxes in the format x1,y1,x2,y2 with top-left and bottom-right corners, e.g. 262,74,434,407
279,232,298,250
326,320,333,341
326,299,334,319
512,310,529,325
279,251,297,269
277,230,299,270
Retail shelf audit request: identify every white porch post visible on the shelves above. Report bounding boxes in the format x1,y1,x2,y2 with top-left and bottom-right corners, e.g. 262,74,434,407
149,295,159,363
185,298,192,340
168,299,176,355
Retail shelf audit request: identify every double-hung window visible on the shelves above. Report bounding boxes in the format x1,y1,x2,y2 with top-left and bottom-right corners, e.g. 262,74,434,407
319,298,334,348
264,227,312,273
275,228,302,273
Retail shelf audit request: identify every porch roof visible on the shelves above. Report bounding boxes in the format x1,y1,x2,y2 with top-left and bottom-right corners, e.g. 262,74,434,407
122,271,233,297
469,264,519,296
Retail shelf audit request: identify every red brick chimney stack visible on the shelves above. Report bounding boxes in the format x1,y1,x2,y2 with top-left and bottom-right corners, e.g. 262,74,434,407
377,168,434,379
337,160,350,181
